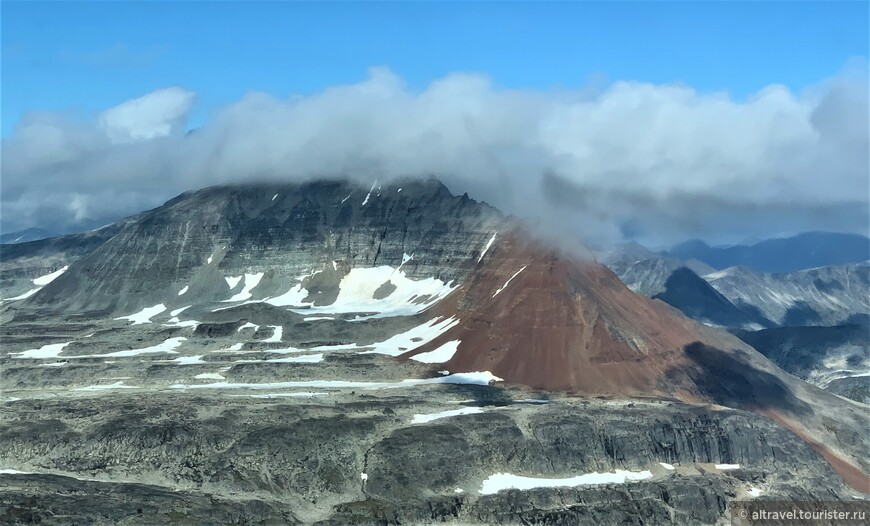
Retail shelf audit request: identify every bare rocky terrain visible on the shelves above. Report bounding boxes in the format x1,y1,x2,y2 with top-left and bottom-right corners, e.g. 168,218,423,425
1,179,867,525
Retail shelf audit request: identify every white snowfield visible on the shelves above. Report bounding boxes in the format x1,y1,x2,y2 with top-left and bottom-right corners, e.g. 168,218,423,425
748,487,763,497
170,371,502,391
195,372,225,380
411,406,484,424
714,464,740,470
33,266,69,286
479,469,653,495
225,276,243,289
659,462,675,470
223,272,264,302
177,286,189,296
237,322,259,332
361,317,459,357
292,266,457,319
493,266,527,298
114,304,167,325
10,342,73,359
410,340,461,364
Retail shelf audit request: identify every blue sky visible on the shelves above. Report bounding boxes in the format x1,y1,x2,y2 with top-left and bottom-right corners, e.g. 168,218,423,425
3,1,868,137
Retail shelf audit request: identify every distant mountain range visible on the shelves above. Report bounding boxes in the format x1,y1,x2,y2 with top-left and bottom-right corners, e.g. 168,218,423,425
0,228,56,244
664,232,869,273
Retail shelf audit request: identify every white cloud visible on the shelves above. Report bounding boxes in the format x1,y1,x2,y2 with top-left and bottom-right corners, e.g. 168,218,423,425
1,65,867,246
99,87,195,143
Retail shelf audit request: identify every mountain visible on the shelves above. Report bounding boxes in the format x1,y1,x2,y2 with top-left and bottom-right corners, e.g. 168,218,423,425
0,220,134,302
705,263,870,327
0,228,56,244
606,256,771,330
732,324,869,402
2,178,868,524
667,232,870,273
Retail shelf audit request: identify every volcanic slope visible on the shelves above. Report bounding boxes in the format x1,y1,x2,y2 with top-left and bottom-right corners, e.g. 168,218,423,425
404,226,870,490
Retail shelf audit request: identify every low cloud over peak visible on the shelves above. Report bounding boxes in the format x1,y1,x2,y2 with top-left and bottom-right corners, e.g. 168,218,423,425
2,64,867,246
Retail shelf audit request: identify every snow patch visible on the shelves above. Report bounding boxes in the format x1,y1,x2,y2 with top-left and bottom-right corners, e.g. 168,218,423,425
479,469,653,495
410,340,460,364
263,325,283,343
659,463,675,470
177,285,189,296
171,371,502,391
11,341,72,359
248,392,328,399
493,266,527,298
478,232,497,262
341,194,351,204
114,303,167,325
236,353,324,364
715,464,741,470
225,275,243,289
223,272,264,302
412,406,484,424
165,355,206,365
170,305,191,317
361,472,369,481
4,288,40,301
272,193,278,201
304,316,335,321
33,266,69,286
195,372,225,380
361,317,459,357
748,487,763,497
75,381,138,391
237,322,260,332
362,180,377,205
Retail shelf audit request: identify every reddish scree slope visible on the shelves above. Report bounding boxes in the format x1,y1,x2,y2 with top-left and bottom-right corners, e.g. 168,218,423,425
402,228,870,493
407,229,724,396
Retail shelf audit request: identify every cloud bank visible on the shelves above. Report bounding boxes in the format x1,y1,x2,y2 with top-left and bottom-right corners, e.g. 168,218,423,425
2,65,867,246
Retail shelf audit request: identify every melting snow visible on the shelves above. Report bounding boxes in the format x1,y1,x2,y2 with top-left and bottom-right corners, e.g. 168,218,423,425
66,337,187,359
4,288,40,301
33,266,69,286
265,283,309,307
165,355,206,365
114,304,167,325
410,340,460,364
412,406,484,424
478,232,497,262
715,464,740,470
237,322,260,332
0,469,30,474
177,286,189,296
236,353,324,364
660,463,675,470
171,371,501,391
195,372,225,380
480,469,653,495
224,272,264,302
493,266,527,298
272,193,279,201
207,254,214,264
397,188,402,193
361,472,368,481
263,325,283,343
304,316,335,321
75,381,138,391
294,266,456,318
225,276,243,289
361,317,459,357
170,305,191,317
362,180,377,205
340,194,351,204
11,342,72,359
